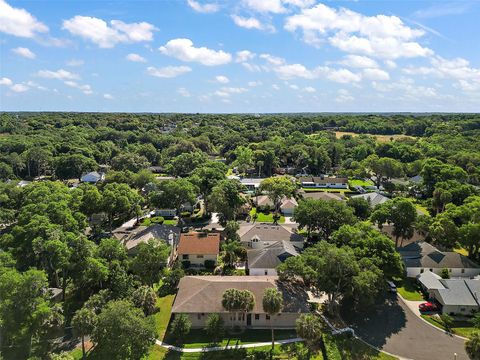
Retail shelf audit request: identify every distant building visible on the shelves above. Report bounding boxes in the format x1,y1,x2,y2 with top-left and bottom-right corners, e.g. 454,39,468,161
299,176,348,189
351,192,391,207
112,224,180,255
299,190,344,202
80,171,105,184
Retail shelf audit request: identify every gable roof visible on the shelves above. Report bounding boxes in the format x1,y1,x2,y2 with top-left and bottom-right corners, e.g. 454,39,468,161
435,279,480,306
404,250,480,269
280,197,298,209
172,276,309,314
177,232,220,255
123,224,180,250
247,241,299,269
417,271,444,290
351,192,390,207
398,241,437,258
256,195,274,207
300,191,345,201
238,224,304,244
81,171,103,183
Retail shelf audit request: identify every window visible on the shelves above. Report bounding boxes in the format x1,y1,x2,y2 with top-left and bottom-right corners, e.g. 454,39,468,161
264,270,268,275
429,269,433,272
182,254,188,260
462,268,465,273
197,314,201,320
266,315,270,320
449,269,452,272
420,269,424,273
196,255,204,259
461,308,466,312
255,314,260,320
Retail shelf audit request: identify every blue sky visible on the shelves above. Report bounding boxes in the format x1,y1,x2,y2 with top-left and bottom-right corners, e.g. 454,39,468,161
1,0,479,112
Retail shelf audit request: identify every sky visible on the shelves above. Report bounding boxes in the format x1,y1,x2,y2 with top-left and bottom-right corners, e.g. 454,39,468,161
1,0,480,113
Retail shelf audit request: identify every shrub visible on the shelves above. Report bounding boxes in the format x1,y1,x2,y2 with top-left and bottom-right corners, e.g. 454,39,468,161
204,260,216,270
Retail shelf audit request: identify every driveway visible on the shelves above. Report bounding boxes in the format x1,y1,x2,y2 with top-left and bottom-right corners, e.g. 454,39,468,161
342,296,468,360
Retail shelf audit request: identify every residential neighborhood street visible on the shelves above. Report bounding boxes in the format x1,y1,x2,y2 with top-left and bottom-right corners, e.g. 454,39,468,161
344,296,469,360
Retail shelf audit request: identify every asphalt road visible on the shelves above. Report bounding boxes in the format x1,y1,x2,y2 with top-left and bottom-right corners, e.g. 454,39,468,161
343,296,469,360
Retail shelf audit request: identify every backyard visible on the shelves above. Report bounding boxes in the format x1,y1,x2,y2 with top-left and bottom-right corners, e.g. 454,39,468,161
249,207,285,224
396,278,424,301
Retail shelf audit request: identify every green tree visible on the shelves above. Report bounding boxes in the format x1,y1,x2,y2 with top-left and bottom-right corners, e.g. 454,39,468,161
208,179,245,225
55,154,97,180
465,331,480,360
72,307,97,360
371,197,417,247
233,146,253,174
347,197,372,220
224,220,240,242
295,314,322,358
205,313,225,344
262,288,283,351
440,268,450,279
170,313,192,344
101,183,142,228
440,313,454,332
130,239,170,286
363,155,403,187
92,300,156,360
189,162,226,215
132,285,158,315
221,288,255,329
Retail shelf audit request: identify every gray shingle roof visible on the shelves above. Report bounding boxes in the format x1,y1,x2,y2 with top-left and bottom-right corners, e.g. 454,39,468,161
172,276,310,314
417,271,444,290
300,191,345,201
113,224,180,250
436,279,479,306
351,192,390,207
247,241,299,269
239,224,304,244
404,251,480,269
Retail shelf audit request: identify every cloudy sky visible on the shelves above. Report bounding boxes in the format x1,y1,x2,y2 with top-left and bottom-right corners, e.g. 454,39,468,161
1,0,479,112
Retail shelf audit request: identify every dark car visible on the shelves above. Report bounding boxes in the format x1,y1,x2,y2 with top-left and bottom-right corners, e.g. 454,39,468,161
419,302,438,312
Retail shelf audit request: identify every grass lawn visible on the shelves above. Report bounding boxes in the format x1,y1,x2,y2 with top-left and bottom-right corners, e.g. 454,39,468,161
163,219,178,226
348,179,374,188
420,315,476,338
249,208,285,224
396,278,424,301
154,294,176,340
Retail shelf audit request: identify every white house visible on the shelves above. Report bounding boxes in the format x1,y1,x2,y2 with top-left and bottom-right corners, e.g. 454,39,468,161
299,176,348,189
247,241,299,276
430,279,480,315
81,171,105,184
171,276,309,329
400,242,480,278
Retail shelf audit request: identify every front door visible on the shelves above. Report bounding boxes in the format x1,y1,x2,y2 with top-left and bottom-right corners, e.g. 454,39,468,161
246,313,252,326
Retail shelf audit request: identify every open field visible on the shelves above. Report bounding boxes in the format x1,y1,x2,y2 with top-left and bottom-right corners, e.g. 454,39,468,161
334,131,415,143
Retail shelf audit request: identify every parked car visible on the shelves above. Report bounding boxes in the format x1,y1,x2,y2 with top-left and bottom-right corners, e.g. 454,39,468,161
387,281,397,293
419,302,438,312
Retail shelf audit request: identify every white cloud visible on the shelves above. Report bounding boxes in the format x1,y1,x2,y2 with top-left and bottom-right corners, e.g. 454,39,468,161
248,81,262,87
10,83,29,93
0,0,48,38
215,75,230,84
242,0,286,14
126,53,147,62
303,86,316,93
362,68,390,81
66,59,84,67
187,0,219,13
62,16,157,48
0,77,13,86
147,65,192,78
260,53,286,66
159,38,231,66
327,68,362,83
340,55,378,68
177,87,191,97
274,63,316,79
272,84,280,90
385,60,397,69
336,89,354,102
103,93,114,100
236,50,256,63
283,0,315,8
231,15,275,32
289,84,299,90
11,47,36,59
242,63,262,72
37,69,79,80
284,3,432,59
64,80,92,94
215,86,248,97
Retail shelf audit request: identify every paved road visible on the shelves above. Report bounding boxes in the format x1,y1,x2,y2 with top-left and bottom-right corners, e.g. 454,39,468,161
344,296,468,360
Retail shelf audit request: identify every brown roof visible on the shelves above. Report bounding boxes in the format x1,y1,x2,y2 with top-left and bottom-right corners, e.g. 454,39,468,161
177,232,220,255
172,276,309,314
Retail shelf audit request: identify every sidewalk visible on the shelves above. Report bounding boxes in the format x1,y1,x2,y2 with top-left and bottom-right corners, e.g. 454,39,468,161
155,338,303,353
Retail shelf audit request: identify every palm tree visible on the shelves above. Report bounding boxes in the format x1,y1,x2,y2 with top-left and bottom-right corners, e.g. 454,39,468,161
295,314,322,358
465,331,480,360
222,241,240,268
72,307,97,360
262,288,283,352
222,288,255,330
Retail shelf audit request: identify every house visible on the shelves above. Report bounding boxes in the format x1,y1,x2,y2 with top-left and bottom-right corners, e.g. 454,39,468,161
176,232,220,268
417,271,444,298
255,196,298,216
112,224,181,255
400,241,480,278
238,224,304,249
299,190,345,202
154,209,177,218
147,166,164,174
430,279,480,315
299,176,348,189
81,171,105,184
171,276,309,329
351,192,390,207
240,178,266,193
247,241,299,276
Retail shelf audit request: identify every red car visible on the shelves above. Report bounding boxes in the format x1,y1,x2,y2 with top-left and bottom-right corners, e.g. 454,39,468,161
419,302,438,312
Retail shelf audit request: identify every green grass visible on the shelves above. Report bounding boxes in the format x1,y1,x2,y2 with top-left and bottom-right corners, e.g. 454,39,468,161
324,335,396,360
420,315,476,338
154,294,176,340
397,278,425,301
249,208,285,223
163,219,178,226
348,179,374,188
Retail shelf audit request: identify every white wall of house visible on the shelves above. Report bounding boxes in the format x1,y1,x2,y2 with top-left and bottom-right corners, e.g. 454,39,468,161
155,209,176,217
406,267,480,278
177,312,301,329
249,268,277,276
439,304,479,315
301,182,347,189
180,254,217,267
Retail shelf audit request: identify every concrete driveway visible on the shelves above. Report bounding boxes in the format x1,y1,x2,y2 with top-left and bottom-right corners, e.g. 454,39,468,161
342,296,469,360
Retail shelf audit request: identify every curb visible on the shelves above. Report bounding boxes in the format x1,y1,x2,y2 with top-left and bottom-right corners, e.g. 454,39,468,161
397,294,468,341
